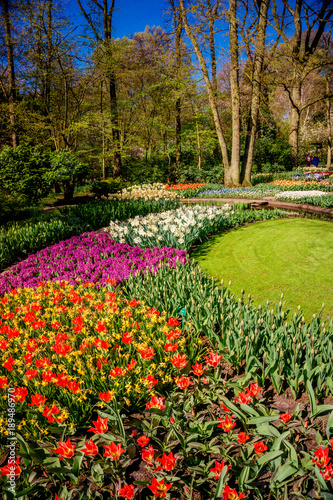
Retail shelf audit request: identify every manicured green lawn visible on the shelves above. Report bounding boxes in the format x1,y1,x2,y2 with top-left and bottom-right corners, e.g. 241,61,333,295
192,218,333,321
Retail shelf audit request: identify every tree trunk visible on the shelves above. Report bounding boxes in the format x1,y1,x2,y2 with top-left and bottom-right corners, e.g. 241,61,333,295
289,77,302,162
228,0,240,186
2,0,17,149
326,78,332,169
241,0,270,186
101,80,106,179
77,0,121,176
196,120,201,170
171,0,182,165
45,0,53,114
179,0,230,182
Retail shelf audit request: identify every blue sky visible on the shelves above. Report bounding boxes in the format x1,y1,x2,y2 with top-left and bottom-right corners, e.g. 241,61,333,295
64,0,170,39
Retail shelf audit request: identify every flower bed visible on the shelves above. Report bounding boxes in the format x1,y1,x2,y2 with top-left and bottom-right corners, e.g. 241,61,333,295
275,193,333,208
1,276,333,499
270,179,333,191
108,205,234,250
109,184,182,201
0,198,180,270
107,205,284,251
196,187,279,198
165,183,207,191
0,232,187,294
274,190,327,200
2,204,333,499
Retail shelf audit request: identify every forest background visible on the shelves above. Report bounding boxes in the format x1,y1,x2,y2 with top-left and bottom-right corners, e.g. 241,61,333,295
0,0,332,191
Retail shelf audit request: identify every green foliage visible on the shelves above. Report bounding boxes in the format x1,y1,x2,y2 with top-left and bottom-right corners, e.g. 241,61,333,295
0,190,38,226
91,177,130,198
123,152,224,185
252,136,294,173
0,146,51,202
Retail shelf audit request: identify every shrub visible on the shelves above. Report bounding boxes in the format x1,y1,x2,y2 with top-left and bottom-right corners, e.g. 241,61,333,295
46,151,89,201
91,177,130,198
0,146,51,201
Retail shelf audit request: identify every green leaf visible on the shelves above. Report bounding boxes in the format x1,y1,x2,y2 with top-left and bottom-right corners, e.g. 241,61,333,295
213,465,228,499
326,411,333,439
284,441,299,467
221,398,246,423
313,405,333,420
322,493,333,499
238,466,250,490
239,404,260,418
314,464,327,489
272,462,297,486
257,450,283,467
247,415,279,425
72,452,84,478
306,380,317,418
186,442,206,452
257,424,281,438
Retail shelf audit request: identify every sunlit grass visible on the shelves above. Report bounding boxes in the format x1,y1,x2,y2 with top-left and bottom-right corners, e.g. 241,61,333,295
192,218,333,322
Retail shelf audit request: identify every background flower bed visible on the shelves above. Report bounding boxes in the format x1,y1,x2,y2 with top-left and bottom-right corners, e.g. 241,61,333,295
195,186,280,199
108,184,182,201
270,179,333,191
275,193,333,208
274,190,327,200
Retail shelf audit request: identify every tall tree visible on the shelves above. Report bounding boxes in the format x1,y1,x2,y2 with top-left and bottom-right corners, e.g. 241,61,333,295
241,0,270,185
179,0,231,183
229,0,240,186
1,0,17,148
169,0,183,166
271,0,333,162
77,0,121,176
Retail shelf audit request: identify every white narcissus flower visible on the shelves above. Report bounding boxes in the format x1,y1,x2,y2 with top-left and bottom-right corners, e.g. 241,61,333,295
275,190,326,200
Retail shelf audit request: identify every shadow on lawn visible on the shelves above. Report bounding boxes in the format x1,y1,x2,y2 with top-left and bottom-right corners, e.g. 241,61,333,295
189,225,248,259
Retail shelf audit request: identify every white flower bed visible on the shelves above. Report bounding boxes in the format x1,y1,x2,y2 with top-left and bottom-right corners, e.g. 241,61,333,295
107,204,233,250
109,183,182,201
274,190,326,200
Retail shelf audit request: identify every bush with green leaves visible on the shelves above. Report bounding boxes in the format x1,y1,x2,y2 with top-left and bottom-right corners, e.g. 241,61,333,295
45,151,89,201
91,177,130,198
252,136,295,173
0,146,51,202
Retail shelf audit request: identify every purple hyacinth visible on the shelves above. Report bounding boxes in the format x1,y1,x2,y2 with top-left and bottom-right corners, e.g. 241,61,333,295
0,232,188,294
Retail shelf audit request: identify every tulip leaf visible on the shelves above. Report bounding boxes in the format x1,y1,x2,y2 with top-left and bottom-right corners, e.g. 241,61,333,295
239,404,260,418
221,398,246,423
256,424,281,438
315,464,327,489
313,405,333,419
238,466,250,490
272,463,297,486
213,464,228,499
257,449,283,467
247,415,280,425
72,452,84,478
306,380,317,418
283,441,298,467
326,411,333,439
